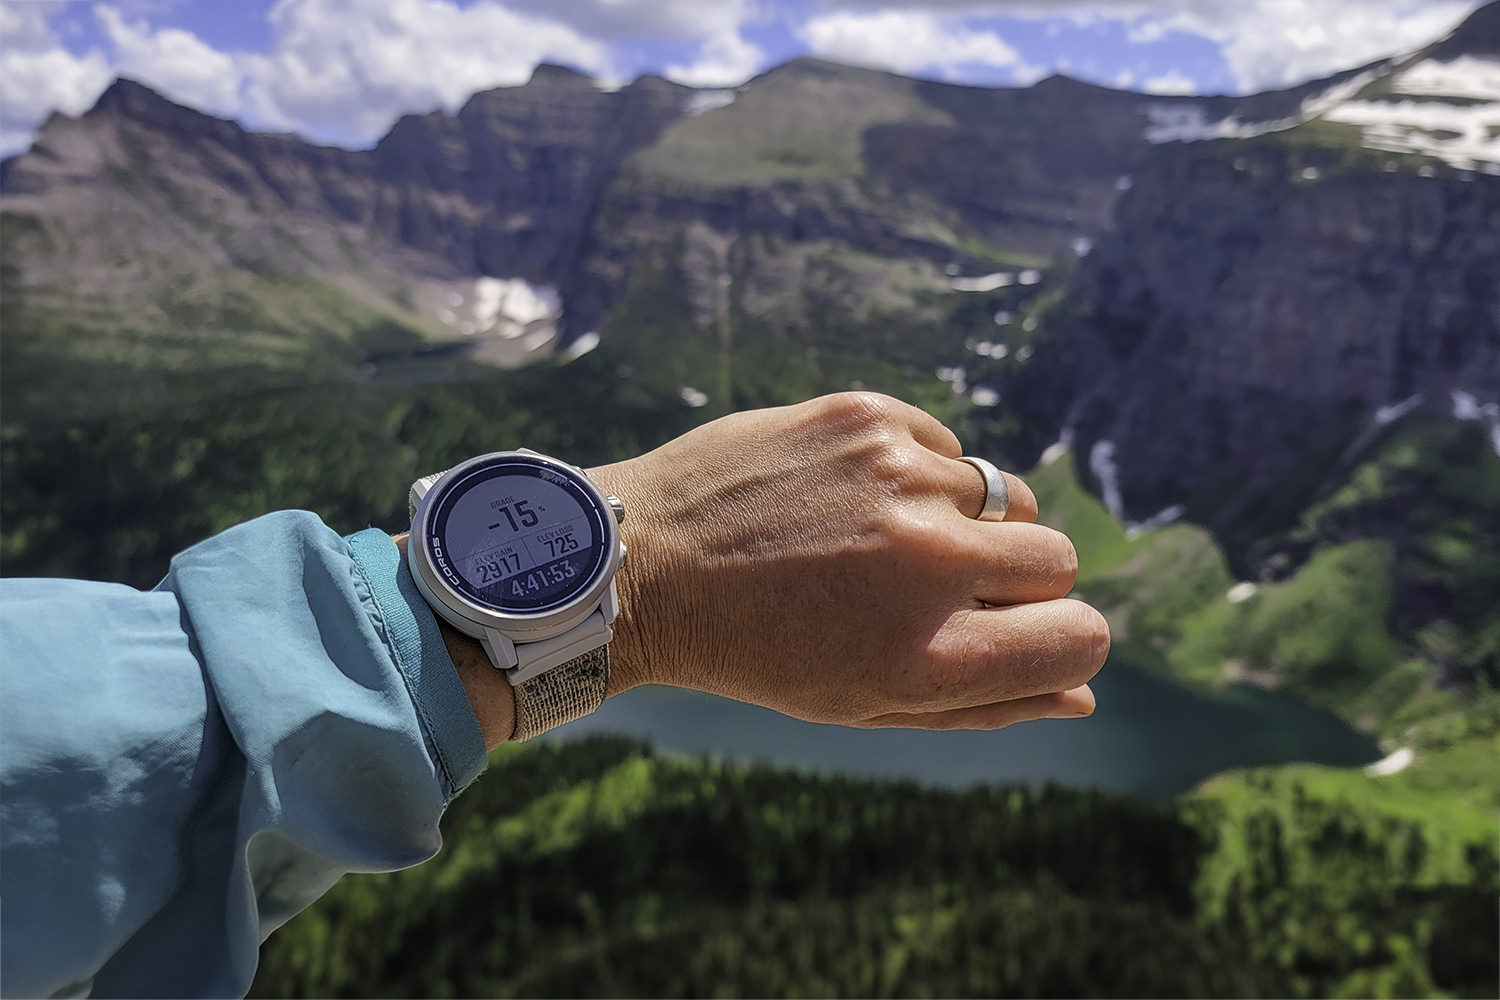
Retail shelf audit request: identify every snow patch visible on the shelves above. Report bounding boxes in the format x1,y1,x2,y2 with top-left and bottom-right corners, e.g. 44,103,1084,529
679,386,709,407
951,272,1015,292
1145,67,1385,145
993,309,1013,327
1126,504,1185,539
471,277,561,339
1071,236,1094,258
1088,440,1125,520
1018,269,1043,286
1114,174,1134,191
972,340,1009,359
1451,389,1481,419
1375,393,1423,425
1040,433,1071,467
1451,389,1500,457
1342,393,1424,466
561,330,600,361
1226,581,1258,604
684,89,736,116
1323,97,1500,169
970,386,1001,407
1365,746,1414,777
1392,56,1500,102
1014,345,1033,363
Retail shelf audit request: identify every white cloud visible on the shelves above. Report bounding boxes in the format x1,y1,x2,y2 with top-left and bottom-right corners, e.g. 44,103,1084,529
1,0,615,153
499,0,751,43
1125,16,1170,44
0,3,112,155
1194,0,1475,91
797,9,1030,80
813,0,1481,92
0,0,1487,157
97,5,244,116
1142,68,1196,94
665,29,766,87
242,0,611,142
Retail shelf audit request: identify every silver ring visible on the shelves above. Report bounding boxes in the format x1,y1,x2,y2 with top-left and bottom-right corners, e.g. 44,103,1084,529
958,455,1011,521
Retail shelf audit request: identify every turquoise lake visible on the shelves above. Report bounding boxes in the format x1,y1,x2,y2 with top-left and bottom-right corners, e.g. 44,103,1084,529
548,658,1381,798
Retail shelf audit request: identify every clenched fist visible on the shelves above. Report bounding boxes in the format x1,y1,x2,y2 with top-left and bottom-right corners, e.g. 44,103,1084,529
588,392,1108,733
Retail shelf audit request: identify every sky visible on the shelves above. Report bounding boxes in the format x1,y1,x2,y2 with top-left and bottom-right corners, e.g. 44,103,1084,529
0,0,1484,155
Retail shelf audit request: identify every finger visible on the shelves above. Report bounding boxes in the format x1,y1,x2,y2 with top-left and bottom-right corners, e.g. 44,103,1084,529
919,598,1110,711
904,407,963,459
854,684,1096,730
947,458,1037,523
958,521,1078,605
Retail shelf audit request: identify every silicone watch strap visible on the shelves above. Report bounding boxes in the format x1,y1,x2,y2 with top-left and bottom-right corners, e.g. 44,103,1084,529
510,645,609,741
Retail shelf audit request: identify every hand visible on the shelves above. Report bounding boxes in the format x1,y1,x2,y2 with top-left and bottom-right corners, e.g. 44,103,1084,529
588,391,1108,731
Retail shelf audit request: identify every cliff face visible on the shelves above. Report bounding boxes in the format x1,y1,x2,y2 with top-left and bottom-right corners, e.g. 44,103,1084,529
1004,138,1500,546
0,68,691,294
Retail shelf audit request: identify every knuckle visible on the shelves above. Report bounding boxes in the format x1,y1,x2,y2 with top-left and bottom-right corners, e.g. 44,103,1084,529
1069,601,1112,667
1055,534,1079,590
869,438,922,488
822,390,899,428
928,611,992,691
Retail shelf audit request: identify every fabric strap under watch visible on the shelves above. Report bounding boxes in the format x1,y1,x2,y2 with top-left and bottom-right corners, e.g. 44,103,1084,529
510,645,610,741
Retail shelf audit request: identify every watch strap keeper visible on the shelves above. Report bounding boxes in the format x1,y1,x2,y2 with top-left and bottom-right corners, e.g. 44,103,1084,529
511,646,609,741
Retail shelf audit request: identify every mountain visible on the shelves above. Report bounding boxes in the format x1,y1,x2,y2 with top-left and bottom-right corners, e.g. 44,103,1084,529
2,3,1497,730
996,3,1500,542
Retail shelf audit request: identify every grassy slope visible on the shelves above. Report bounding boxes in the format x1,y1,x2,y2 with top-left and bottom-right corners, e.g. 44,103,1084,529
630,64,950,188
592,235,964,420
1026,436,1499,848
0,242,433,425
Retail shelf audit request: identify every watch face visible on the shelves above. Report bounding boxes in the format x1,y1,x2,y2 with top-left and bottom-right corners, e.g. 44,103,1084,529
424,457,610,614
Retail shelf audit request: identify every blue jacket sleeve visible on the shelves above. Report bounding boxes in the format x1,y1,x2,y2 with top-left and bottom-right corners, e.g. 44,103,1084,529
0,511,489,998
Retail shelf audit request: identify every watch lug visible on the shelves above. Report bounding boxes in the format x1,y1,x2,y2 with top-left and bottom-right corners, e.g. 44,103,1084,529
409,472,445,521
507,611,613,685
601,579,619,625
481,628,519,670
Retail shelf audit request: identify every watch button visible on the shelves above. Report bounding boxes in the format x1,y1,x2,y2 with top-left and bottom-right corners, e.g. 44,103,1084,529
619,542,628,567
607,495,625,523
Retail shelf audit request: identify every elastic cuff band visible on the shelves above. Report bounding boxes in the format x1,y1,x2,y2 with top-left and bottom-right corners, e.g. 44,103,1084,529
346,528,487,796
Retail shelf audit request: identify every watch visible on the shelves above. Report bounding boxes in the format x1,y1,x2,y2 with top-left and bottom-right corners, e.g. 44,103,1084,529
406,449,626,741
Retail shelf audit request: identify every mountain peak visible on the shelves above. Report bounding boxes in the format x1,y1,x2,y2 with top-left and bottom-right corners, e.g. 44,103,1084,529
526,62,595,86
90,76,176,115
1429,0,1500,60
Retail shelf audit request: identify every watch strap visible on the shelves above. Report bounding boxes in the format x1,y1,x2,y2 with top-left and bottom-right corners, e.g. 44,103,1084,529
511,645,609,741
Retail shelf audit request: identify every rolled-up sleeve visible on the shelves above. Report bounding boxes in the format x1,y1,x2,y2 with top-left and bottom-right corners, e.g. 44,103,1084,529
0,511,487,998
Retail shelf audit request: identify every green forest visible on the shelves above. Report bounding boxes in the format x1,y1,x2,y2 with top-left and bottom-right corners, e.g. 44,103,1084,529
250,738,1497,998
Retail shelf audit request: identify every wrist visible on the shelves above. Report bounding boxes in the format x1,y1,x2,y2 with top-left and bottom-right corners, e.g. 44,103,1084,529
585,459,689,694
394,533,515,751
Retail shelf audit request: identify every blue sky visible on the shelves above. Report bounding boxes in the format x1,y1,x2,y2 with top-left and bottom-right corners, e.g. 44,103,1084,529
0,0,1483,154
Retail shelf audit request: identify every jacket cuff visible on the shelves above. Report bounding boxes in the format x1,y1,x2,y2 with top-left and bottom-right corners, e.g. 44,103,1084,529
345,528,487,797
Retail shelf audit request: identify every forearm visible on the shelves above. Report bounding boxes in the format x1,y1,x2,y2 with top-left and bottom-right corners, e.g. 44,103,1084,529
1,513,484,997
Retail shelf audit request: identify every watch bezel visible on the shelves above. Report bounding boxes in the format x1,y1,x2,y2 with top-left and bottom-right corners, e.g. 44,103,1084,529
409,451,622,643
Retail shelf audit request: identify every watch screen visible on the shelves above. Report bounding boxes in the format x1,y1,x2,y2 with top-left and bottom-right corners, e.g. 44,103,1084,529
425,458,609,613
